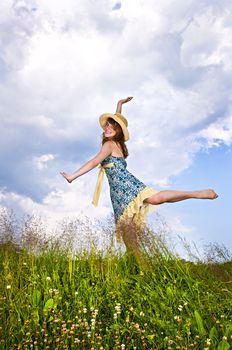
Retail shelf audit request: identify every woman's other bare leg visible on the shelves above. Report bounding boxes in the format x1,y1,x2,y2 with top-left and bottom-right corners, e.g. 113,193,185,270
119,218,148,269
144,189,218,205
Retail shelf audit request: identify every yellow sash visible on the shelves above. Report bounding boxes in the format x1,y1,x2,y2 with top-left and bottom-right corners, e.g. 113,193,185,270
92,163,114,206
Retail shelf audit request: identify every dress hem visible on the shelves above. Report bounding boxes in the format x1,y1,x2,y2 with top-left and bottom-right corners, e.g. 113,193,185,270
115,187,159,242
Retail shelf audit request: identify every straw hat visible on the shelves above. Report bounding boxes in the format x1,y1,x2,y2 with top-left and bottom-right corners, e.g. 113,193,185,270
99,112,129,141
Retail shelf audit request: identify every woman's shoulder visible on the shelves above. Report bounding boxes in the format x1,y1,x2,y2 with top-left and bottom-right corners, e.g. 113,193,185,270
102,141,124,158
110,141,124,157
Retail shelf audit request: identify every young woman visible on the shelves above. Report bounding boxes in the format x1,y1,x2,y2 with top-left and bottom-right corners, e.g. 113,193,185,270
61,97,218,256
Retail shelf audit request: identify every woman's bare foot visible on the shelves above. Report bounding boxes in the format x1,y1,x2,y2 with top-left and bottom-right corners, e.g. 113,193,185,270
197,189,218,199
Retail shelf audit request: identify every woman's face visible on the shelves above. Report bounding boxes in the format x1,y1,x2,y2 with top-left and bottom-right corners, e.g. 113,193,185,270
104,120,117,138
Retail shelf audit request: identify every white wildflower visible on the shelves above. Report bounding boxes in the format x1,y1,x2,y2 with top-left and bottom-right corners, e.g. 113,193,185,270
115,304,121,314
174,315,181,323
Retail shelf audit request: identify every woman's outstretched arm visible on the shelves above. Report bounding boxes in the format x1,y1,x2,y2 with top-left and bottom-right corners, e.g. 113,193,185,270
116,96,133,114
60,141,113,183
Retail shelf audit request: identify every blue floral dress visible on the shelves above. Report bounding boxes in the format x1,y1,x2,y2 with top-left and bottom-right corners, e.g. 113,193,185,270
100,156,158,229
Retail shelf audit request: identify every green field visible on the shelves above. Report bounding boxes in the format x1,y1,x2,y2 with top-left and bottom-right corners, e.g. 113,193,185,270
0,211,231,349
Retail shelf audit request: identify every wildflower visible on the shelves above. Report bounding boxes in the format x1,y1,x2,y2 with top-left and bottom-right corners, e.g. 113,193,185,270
113,313,117,319
115,304,121,315
121,344,126,350
178,305,183,311
139,311,145,316
174,315,182,323
6,285,11,289
222,336,227,341
83,308,87,313
46,277,51,281
206,339,211,345
74,291,78,296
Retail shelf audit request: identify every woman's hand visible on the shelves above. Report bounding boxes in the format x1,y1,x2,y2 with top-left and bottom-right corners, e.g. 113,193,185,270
116,97,133,113
60,172,73,183
118,97,133,104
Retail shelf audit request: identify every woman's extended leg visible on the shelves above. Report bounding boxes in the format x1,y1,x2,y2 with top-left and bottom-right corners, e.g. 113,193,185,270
144,189,218,205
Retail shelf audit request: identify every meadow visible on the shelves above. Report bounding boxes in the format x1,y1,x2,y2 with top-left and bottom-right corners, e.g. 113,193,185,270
0,209,231,350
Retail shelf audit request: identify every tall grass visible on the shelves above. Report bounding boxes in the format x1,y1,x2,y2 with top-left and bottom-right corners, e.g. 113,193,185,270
0,209,231,349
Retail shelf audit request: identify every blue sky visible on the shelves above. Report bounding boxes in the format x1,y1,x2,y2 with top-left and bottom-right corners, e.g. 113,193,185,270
0,0,231,254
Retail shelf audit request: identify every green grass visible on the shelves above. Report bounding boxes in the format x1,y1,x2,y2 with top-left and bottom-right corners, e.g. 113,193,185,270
0,212,232,349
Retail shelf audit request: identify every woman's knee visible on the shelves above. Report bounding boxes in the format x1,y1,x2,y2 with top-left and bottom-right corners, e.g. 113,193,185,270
144,193,164,205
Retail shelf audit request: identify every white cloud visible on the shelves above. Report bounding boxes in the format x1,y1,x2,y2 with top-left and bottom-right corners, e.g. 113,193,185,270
34,154,55,170
0,174,111,229
199,113,232,147
181,7,232,71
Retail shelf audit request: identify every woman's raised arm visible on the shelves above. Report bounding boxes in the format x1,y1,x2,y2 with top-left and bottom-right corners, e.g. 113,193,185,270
116,96,133,114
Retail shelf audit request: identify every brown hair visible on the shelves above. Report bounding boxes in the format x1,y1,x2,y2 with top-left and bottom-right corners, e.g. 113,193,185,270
102,118,129,158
